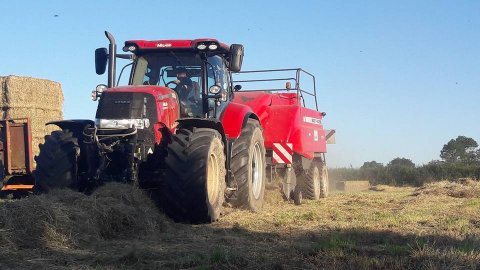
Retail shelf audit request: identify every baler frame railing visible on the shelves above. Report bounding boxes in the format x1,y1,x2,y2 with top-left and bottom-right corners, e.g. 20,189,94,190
232,68,318,111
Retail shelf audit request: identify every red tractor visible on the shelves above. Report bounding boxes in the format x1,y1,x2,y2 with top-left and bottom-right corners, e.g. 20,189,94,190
34,32,334,223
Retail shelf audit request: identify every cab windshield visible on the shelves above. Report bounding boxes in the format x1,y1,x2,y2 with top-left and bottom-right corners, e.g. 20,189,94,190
131,52,202,89
130,52,229,117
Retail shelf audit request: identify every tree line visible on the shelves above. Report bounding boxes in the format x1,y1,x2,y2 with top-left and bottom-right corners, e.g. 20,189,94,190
330,136,480,186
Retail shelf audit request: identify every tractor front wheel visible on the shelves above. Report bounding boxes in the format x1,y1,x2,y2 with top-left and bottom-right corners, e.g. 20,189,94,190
160,128,226,223
34,130,79,193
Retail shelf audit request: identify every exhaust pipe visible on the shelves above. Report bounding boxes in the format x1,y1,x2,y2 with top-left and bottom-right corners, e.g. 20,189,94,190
105,31,116,88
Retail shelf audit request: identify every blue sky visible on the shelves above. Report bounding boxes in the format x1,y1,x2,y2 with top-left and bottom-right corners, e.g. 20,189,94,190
1,1,479,167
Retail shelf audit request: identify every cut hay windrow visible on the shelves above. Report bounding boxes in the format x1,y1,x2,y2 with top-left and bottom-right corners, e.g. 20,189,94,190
413,178,480,198
0,75,64,161
0,183,168,251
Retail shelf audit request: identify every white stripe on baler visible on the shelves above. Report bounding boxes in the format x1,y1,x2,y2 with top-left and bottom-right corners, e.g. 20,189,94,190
284,143,293,151
272,150,284,163
275,143,292,162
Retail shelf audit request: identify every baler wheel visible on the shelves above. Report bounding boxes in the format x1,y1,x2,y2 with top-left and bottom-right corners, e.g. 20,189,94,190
230,119,266,211
301,161,329,200
160,128,225,223
293,185,303,205
34,130,79,193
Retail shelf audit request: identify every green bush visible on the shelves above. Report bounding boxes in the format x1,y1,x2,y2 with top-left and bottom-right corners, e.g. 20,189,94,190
329,160,480,187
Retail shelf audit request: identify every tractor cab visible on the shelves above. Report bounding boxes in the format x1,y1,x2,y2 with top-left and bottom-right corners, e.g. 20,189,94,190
95,35,244,119
129,51,229,118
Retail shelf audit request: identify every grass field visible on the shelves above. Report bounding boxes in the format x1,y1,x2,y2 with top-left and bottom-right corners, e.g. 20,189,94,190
1,180,479,270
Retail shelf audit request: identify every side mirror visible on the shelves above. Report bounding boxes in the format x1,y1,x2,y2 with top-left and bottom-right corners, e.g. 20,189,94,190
229,44,244,72
234,85,242,92
95,48,108,75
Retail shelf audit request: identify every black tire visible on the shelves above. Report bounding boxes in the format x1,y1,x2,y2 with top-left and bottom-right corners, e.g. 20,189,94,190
138,145,166,190
34,130,79,193
293,185,303,205
230,119,266,211
160,128,226,224
300,160,328,200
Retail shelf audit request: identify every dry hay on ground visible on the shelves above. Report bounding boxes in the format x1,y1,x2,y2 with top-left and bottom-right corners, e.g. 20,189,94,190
1,183,479,269
0,183,167,253
413,178,480,198
264,186,285,206
0,75,63,159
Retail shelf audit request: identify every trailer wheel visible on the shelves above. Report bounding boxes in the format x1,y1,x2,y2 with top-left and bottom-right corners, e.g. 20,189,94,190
230,119,266,211
301,161,329,200
160,128,225,224
34,130,79,193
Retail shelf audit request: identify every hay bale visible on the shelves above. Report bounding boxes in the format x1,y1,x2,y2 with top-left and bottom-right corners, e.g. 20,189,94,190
0,183,168,251
0,76,63,111
336,180,371,192
0,75,64,160
0,77,6,98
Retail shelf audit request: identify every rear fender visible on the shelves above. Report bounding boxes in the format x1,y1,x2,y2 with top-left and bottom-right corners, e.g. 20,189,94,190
220,102,259,139
45,120,96,188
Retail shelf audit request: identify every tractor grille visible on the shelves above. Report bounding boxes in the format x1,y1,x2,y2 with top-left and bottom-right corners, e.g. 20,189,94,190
96,92,157,121
96,92,158,158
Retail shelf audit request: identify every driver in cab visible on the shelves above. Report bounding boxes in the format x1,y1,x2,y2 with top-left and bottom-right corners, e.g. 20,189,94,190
170,67,200,117
172,68,193,100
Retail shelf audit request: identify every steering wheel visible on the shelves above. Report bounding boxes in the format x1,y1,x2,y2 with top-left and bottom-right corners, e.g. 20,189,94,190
165,81,178,88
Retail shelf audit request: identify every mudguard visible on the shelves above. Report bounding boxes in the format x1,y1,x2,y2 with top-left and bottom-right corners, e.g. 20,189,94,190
220,102,259,139
175,118,231,176
47,120,95,140
176,118,227,146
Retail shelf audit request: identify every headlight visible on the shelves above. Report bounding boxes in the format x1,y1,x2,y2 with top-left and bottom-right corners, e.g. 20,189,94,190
208,44,218,50
209,85,221,94
96,118,149,129
92,84,107,101
197,44,207,50
96,84,107,93
122,45,137,52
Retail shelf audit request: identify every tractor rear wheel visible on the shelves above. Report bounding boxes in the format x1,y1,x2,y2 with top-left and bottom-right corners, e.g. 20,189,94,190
300,161,328,200
161,128,225,223
230,119,266,211
34,130,79,193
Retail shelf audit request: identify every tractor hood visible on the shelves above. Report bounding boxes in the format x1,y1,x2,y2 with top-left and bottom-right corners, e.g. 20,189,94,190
95,85,180,131
103,85,177,100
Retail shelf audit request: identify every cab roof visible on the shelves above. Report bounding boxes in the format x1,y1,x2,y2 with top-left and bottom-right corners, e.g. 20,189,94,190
124,38,230,53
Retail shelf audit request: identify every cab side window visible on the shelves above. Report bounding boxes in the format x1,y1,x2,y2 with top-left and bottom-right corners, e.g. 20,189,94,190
207,56,229,93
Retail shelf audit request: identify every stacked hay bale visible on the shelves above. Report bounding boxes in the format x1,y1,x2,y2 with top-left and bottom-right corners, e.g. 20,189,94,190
0,76,64,163
336,180,371,192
